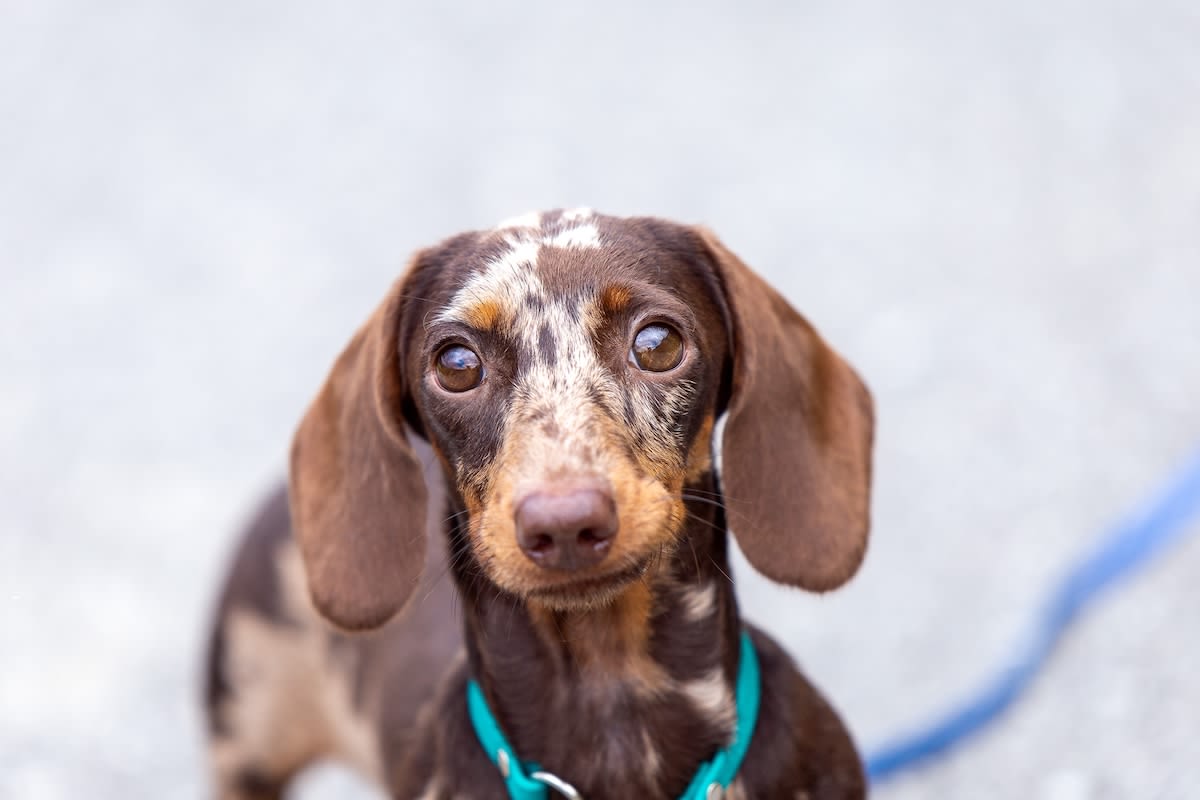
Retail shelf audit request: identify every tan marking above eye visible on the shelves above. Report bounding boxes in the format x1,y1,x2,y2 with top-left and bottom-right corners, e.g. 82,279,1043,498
435,345,483,392
599,284,633,315
462,298,505,331
630,324,684,372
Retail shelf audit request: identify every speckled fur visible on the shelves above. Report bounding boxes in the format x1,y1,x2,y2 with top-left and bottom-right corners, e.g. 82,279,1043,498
204,210,873,799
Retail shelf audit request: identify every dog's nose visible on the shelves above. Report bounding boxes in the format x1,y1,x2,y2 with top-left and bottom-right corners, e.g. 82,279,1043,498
514,486,618,571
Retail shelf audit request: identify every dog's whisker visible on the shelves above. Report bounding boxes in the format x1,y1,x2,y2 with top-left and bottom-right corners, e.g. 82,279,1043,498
686,534,703,585
680,491,756,526
680,493,726,512
418,542,478,605
683,509,728,536
708,555,734,586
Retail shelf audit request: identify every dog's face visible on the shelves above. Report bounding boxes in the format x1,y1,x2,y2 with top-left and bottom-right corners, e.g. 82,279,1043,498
401,211,730,608
288,210,874,631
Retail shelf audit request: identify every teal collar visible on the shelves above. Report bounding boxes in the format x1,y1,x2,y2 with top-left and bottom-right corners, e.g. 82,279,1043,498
466,630,762,800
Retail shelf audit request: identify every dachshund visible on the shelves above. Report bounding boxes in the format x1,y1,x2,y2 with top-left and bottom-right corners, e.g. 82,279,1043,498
204,209,874,799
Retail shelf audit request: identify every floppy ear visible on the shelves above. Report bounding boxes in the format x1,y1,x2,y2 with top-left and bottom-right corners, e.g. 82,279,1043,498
697,228,875,592
288,259,429,631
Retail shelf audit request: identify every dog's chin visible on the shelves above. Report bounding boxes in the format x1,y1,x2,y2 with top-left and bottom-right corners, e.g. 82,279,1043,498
512,558,653,613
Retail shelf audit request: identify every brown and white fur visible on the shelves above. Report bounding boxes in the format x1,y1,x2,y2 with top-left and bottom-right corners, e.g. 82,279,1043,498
204,210,875,799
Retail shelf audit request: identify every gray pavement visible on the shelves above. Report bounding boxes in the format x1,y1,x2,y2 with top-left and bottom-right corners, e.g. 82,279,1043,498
3,2,1199,798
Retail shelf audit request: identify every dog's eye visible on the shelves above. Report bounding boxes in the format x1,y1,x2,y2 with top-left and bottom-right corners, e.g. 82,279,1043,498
630,324,684,372
435,345,483,392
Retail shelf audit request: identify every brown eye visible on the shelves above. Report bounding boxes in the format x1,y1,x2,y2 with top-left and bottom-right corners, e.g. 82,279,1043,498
630,324,684,372
435,345,483,392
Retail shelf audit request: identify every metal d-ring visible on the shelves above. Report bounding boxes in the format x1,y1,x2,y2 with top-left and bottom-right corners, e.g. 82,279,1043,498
530,770,583,799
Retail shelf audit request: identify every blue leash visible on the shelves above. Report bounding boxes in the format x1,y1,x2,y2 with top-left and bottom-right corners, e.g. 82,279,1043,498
865,448,1200,783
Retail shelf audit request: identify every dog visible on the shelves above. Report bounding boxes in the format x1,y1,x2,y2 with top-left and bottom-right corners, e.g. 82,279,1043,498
204,209,874,799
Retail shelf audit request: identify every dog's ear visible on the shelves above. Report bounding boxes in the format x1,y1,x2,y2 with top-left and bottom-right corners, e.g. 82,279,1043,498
288,254,432,631
696,228,875,592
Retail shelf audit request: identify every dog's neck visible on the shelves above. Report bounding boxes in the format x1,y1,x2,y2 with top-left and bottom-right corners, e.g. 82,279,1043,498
449,481,742,797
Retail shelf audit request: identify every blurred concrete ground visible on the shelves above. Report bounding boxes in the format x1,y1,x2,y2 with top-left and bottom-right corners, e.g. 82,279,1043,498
2,2,1198,798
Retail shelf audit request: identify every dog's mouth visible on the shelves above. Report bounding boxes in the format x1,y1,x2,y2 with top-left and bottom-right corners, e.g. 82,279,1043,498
523,557,653,608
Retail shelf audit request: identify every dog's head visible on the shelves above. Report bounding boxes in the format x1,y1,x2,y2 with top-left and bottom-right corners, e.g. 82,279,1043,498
289,210,874,630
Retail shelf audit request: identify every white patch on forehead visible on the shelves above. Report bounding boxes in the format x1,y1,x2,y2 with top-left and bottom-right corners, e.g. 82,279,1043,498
545,222,601,249
495,210,542,229
437,211,605,326
546,208,600,249
435,234,544,325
